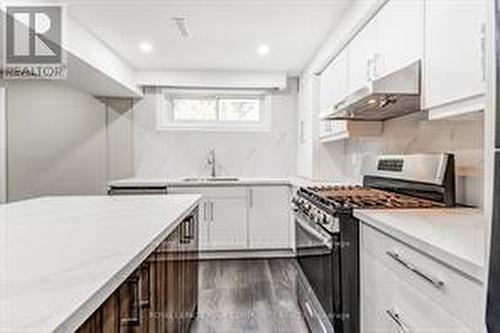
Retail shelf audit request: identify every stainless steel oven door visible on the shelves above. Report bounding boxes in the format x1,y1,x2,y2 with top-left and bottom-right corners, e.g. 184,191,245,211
295,210,340,326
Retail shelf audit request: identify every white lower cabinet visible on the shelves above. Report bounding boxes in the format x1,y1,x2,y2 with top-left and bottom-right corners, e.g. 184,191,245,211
168,185,291,252
247,186,290,249
361,224,481,332
206,196,248,250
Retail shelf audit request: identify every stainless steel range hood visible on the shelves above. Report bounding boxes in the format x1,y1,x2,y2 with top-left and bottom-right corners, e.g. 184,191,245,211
322,61,421,121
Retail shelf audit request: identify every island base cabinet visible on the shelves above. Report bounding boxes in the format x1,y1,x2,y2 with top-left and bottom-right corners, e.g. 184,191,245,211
77,211,199,333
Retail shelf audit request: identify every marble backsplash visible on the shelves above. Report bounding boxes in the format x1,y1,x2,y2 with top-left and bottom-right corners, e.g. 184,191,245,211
315,112,484,207
133,81,298,179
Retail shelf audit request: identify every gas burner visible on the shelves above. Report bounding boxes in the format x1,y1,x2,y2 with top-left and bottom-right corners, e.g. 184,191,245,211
305,186,445,210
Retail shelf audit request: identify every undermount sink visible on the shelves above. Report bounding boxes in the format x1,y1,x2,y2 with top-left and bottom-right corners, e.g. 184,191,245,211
182,177,240,182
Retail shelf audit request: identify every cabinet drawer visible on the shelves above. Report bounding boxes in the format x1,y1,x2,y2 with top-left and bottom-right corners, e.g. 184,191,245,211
362,248,471,333
362,224,483,329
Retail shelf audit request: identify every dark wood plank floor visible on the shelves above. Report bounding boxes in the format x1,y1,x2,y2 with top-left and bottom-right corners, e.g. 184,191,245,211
190,258,310,333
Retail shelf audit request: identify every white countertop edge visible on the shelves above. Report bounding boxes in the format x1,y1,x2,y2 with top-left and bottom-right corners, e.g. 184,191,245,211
108,178,292,188
107,177,357,189
54,196,202,333
165,179,292,187
354,210,484,283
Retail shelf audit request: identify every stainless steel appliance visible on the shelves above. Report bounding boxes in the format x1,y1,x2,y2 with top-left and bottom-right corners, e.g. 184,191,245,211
322,61,421,121
486,1,500,328
294,199,340,333
294,153,456,333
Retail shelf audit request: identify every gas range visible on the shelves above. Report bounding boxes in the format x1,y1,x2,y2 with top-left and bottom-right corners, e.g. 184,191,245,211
293,184,446,234
304,185,446,209
294,153,456,333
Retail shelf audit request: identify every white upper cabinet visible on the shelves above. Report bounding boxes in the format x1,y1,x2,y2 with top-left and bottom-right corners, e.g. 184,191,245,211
346,0,424,92
347,20,377,93
424,0,486,116
374,0,424,78
319,49,355,141
319,49,349,114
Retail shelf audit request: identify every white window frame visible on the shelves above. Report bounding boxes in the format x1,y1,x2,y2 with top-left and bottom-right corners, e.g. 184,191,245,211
156,89,272,132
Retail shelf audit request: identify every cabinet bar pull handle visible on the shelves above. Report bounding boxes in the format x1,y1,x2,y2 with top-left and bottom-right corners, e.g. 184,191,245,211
184,217,193,240
189,216,195,239
210,202,214,221
121,276,141,326
181,220,190,244
386,251,444,290
386,309,412,333
139,264,150,309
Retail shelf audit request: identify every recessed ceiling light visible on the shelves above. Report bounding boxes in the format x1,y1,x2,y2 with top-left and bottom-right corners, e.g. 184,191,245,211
139,42,153,53
257,44,270,56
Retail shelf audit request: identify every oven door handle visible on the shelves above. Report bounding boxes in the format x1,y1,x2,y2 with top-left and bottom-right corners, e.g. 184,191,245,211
295,213,332,248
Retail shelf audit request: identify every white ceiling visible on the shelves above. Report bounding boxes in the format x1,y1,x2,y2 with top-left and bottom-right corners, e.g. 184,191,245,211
58,0,351,73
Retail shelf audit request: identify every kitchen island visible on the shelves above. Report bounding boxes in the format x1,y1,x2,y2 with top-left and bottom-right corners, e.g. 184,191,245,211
0,194,201,333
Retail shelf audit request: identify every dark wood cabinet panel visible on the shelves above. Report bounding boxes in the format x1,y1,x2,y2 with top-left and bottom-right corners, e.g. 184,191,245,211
77,210,199,333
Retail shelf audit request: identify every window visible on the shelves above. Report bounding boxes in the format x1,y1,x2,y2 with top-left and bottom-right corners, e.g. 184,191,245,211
158,90,270,131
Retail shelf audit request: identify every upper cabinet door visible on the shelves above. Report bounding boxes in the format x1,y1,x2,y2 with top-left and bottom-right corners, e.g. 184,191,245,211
319,49,349,114
347,20,377,93
424,0,486,110
374,0,424,78
319,58,336,114
330,50,349,109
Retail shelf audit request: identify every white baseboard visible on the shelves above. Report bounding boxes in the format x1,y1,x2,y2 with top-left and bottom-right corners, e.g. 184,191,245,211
198,248,295,260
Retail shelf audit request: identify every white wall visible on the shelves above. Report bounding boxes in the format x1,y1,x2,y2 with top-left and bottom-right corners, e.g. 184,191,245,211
6,81,108,202
134,80,298,178
103,98,136,181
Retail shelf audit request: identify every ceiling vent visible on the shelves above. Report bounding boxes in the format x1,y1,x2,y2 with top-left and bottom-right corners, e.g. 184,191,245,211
171,17,191,39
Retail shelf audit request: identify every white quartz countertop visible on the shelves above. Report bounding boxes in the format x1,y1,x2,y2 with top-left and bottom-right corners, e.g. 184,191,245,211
108,177,355,188
354,208,486,282
108,177,292,187
0,195,201,333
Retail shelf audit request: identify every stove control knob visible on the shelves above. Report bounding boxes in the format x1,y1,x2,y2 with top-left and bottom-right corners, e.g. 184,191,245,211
314,211,321,220
313,212,320,222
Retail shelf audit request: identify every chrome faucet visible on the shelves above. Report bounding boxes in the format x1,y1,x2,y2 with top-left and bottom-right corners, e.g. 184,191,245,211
207,149,216,178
